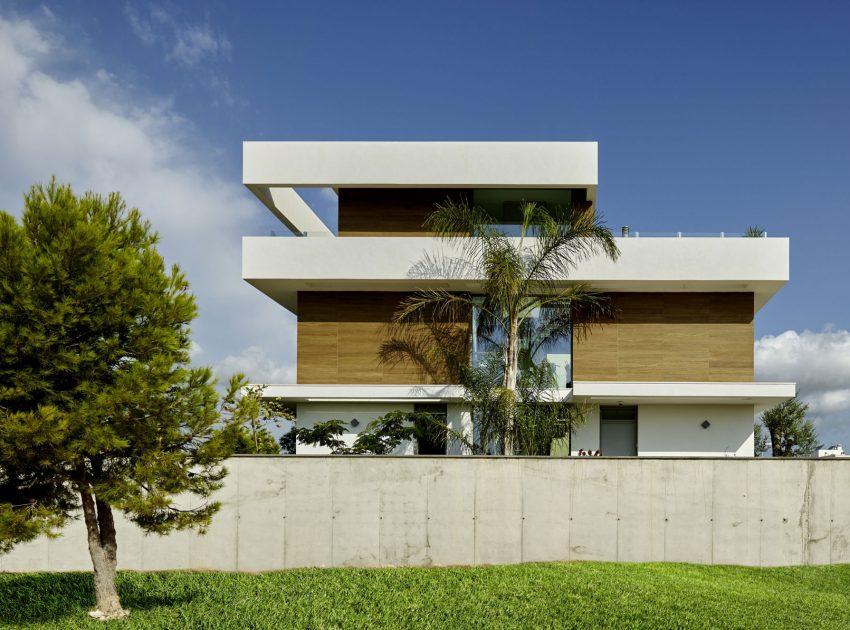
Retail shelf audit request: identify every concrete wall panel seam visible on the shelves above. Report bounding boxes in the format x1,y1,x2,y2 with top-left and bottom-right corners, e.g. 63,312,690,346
4,458,850,571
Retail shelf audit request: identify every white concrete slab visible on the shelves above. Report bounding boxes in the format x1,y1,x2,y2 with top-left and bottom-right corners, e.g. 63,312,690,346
616,459,656,563
569,459,618,561
330,459,381,566
235,457,287,571
474,459,523,565
425,458,475,566
377,460,430,566
662,460,714,564
283,458,333,568
521,459,572,563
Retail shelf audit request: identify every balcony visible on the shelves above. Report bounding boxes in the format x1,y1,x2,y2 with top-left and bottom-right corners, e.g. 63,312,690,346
243,235,789,314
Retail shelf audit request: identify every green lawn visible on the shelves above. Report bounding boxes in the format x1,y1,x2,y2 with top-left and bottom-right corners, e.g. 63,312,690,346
1,563,849,629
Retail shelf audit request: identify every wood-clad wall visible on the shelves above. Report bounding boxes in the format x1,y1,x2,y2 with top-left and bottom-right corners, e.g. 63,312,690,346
572,292,754,382
337,188,471,236
297,292,469,384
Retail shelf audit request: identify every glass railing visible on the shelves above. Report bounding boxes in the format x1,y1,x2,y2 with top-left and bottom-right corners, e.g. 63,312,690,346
619,231,769,238
250,229,773,238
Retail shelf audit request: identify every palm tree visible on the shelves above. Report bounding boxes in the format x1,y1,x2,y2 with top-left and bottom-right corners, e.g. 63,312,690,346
759,395,820,457
389,199,620,455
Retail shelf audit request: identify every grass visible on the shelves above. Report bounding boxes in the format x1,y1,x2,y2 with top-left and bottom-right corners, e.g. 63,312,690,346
1,563,849,629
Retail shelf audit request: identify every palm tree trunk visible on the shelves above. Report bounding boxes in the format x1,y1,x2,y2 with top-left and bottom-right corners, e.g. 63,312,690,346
769,428,783,457
80,489,128,620
502,318,520,455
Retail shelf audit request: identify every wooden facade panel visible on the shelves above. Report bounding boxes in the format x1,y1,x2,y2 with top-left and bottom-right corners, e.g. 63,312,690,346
297,291,469,384
337,322,384,384
574,324,620,380
297,322,338,383
573,293,754,382
708,322,755,381
300,291,752,384
338,188,472,236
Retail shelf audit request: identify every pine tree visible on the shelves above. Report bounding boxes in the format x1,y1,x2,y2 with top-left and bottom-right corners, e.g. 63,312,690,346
0,180,245,620
230,386,292,454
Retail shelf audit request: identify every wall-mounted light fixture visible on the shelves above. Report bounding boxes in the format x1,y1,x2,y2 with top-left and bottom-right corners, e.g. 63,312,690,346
701,420,711,429
350,419,359,428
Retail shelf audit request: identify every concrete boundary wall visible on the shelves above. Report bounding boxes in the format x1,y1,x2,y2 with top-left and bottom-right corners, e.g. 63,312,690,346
2,457,849,572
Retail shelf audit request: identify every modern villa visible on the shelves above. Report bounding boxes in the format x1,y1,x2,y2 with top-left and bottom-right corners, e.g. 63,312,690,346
242,142,795,457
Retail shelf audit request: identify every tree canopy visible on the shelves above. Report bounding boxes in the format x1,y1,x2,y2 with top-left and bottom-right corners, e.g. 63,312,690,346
0,180,247,619
756,396,820,457
229,385,292,455
294,411,445,455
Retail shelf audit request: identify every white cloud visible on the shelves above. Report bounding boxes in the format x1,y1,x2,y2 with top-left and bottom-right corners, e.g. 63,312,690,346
123,3,231,67
0,14,49,74
39,5,56,22
756,328,850,447
124,3,156,46
169,22,230,67
805,389,850,415
213,347,296,386
0,12,295,385
208,73,242,108
188,341,203,360
755,328,850,410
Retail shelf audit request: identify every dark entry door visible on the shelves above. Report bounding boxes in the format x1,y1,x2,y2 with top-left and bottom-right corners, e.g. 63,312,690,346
414,403,448,455
600,406,637,456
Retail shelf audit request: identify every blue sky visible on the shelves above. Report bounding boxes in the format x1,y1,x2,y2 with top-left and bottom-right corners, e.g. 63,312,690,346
1,1,849,445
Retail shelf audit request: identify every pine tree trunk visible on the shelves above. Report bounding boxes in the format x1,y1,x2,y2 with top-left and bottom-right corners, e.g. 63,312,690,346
80,489,128,620
502,318,520,456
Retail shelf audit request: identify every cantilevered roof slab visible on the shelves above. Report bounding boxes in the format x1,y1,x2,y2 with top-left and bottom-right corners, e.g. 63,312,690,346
573,381,796,411
243,142,598,235
243,141,598,188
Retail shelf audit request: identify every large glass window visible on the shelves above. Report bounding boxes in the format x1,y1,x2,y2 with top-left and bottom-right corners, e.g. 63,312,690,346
470,298,572,388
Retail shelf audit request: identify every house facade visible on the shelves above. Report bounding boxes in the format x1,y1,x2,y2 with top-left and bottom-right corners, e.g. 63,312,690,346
242,142,794,456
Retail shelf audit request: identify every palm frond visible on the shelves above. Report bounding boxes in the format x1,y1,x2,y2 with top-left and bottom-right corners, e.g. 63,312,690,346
378,320,470,384
391,290,475,325
379,195,617,456
406,249,478,281
481,240,525,313
522,204,620,294
425,198,506,263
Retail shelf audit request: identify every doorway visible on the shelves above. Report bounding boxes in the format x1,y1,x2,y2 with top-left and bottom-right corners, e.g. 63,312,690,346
414,403,448,455
600,406,637,456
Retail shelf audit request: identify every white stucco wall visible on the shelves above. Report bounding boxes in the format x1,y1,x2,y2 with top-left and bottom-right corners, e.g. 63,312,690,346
637,404,754,457
295,402,471,455
446,403,473,455
571,404,754,457
300,402,753,457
